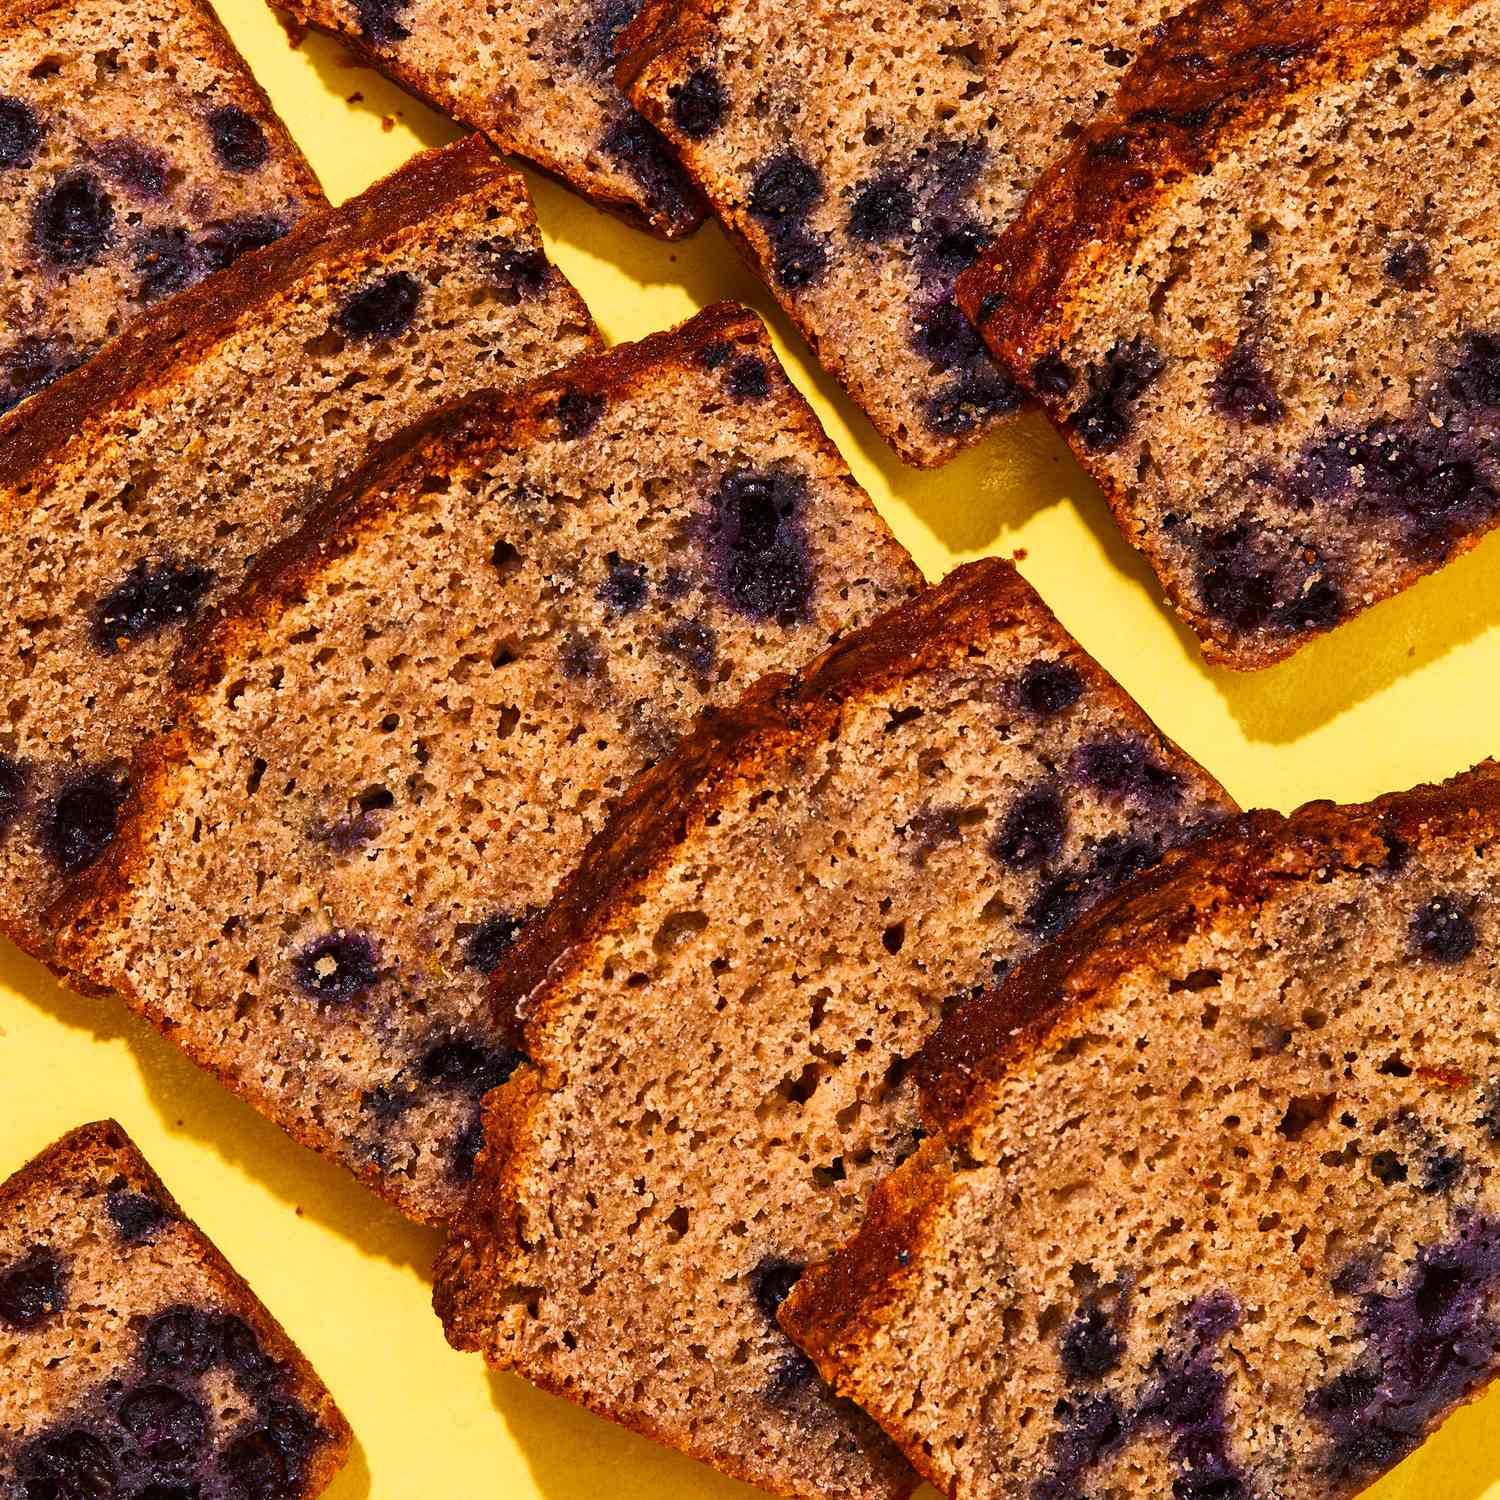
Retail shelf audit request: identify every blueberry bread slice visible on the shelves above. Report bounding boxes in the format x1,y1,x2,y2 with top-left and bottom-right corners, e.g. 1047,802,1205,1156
271,0,705,237
0,136,598,955
962,0,1500,666
619,0,1191,466
431,558,1233,1500
785,762,1500,1500
51,303,921,1227
0,0,326,414
1,1120,350,1500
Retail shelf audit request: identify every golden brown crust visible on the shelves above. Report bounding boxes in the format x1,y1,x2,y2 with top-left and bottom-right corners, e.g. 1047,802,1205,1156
0,137,514,495
2,1120,352,1487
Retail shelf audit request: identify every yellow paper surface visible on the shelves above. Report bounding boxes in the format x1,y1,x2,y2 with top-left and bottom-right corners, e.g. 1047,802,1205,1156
4,7,1500,1496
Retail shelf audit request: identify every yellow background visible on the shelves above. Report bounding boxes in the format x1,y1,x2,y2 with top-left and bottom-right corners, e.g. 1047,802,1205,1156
4,5,1500,1496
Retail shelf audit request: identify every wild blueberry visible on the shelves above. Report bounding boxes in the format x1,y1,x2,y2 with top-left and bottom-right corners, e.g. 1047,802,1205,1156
771,229,828,290
1072,738,1181,804
17,1430,117,1499
1087,834,1157,893
97,138,168,197
1450,332,1500,408
1422,1151,1464,1195
764,1349,818,1405
1031,354,1075,398
420,1038,521,1094
918,216,987,276
0,754,25,832
220,1427,296,1499
117,1385,208,1463
991,788,1067,870
698,340,733,370
1411,895,1477,962
42,769,129,874
600,111,700,226
220,1313,281,1389
291,932,381,1003
142,1307,219,1373
1,337,83,413
0,95,43,169
452,1114,486,1180
466,912,525,972
197,216,287,272
1385,240,1430,290
361,1082,416,1123
1195,523,1343,635
134,227,198,302
336,272,422,342
106,1186,169,1244
353,0,411,41
1059,1303,1124,1381
600,556,648,614
560,634,603,680
924,370,1024,436
847,177,913,242
1024,870,1085,941
1018,660,1084,717
912,298,983,369
660,618,718,675
1069,337,1164,451
480,238,551,299
708,468,814,620
33,172,115,266
750,153,820,227
554,387,605,439
727,356,770,401
749,1256,804,1321
578,0,641,71
92,558,214,652
1211,339,1284,426
207,106,271,173
0,1248,64,1328
671,68,726,137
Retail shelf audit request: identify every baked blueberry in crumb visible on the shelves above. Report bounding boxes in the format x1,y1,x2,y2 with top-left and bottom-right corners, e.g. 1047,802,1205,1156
107,1184,170,1244
118,1384,209,1463
142,1307,219,1373
0,95,43,169
17,1431,117,1497
672,68,727,138
1070,337,1165,452
353,0,411,43
0,754,26,832
337,272,423,342
197,216,286,272
97,138,168,198
991,788,1067,870
660,618,718,676
848,178,914,243
1060,1303,1125,1381
600,556,649,614
771,230,828,290
33,171,115,266
43,769,129,875
220,1313,282,1389
1072,738,1181,805
750,153,821,226
913,298,984,369
918,216,987,277
451,1115,486,1180
1411,895,1477,962
555,387,605,440
1422,1151,1464,1195
291,932,381,1003
420,1038,523,1094
1018,660,1084,717
0,1247,64,1328
92,558,214,652
207,106,270,173
600,111,699,226
1385,239,1430,290
1031,355,1075,398
1,336,83,414
1211,339,1284,426
728,356,771,401
1196,522,1344,636
134,228,198,302
1448,331,1500,409
749,1256,805,1321
764,1349,819,1405
708,468,814,621
466,912,526,972
559,633,603,680
925,370,1024,436
481,238,551,299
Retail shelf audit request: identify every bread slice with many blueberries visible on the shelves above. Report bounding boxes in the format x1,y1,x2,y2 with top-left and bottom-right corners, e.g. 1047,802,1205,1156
619,0,1189,466
785,760,1500,1500
432,557,1234,1500
50,303,922,1227
0,0,327,415
1,1119,350,1500
0,136,598,956
962,0,1500,666
272,0,706,237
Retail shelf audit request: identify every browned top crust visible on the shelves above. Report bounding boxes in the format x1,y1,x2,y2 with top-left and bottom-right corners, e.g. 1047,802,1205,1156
783,758,1500,1385
488,555,1224,1047
958,0,1465,371
0,136,509,494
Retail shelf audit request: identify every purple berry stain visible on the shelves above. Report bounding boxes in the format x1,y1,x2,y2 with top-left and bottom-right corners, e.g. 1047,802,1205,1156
292,932,381,1004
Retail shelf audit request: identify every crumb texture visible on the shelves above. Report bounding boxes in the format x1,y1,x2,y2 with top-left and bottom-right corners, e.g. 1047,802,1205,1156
432,558,1233,1500
623,0,1186,465
966,0,1500,664
0,0,325,412
0,139,598,947
1,1121,349,1500
786,762,1500,1500
274,0,705,235
59,305,920,1227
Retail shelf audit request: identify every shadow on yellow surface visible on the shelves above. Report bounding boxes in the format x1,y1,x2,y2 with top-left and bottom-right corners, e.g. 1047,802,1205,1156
322,1436,373,1500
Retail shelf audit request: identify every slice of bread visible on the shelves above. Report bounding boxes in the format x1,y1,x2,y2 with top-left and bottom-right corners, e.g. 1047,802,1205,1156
785,762,1500,1500
619,0,1189,466
0,0,326,412
1,1120,350,1500
0,136,598,953
51,303,921,1227
432,558,1234,1500
272,0,706,237
962,0,1500,666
